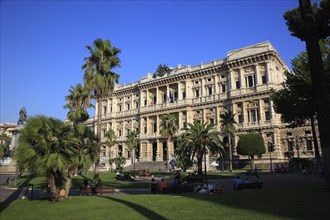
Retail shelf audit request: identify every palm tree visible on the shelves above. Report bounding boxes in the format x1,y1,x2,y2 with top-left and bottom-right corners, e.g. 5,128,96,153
126,130,138,170
220,110,236,172
64,83,93,123
63,83,97,197
159,113,178,161
105,128,117,171
82,38,121,179
176,121,224,179
14,115,77,201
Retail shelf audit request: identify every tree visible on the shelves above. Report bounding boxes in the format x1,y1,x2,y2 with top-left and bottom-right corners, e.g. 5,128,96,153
126,130,138,170
236,133,266,169
159,113,178,160
153,64,171,78
176,121,224,179
113,156,126,173
271,40,330,158
63,83,97,197
285,0,330,191
105,128,117,171
0,133,11,157
220,110,236,172
64,83,93,123
82,38,121,180
14,115,77,201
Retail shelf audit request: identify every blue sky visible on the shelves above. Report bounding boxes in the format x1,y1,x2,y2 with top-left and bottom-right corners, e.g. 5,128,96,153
1,0,317,123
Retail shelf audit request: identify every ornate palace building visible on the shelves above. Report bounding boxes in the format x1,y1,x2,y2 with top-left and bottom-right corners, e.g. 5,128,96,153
86,41,318,169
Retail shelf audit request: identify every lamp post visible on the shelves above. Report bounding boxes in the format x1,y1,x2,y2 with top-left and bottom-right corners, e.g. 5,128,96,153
268,142,274,175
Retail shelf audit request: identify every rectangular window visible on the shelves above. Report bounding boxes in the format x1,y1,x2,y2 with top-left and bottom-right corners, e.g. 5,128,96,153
127,103,130,110
287,132,292,136
163,94,167,102
251,110,256,122
153,96,157,105
236,81,240,89
136,102,139,108
153,123,157,133
119,130,122,137
174,92,178,100
144,126,147,134
103,106,107,115
265,111,270,121
144,100,147,106
306,140,313,151
262,75,267,84
288,141,294,151
119,105,122,111
222,85,226,93
208,87,212,95
305,130,311,135
182,92,186,99
247,75,254,87
209,118,214,125
238,114,243,123
196,90,199,98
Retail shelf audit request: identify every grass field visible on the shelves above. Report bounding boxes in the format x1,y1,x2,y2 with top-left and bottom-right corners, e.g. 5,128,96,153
1,186,329,220
12,171,240,189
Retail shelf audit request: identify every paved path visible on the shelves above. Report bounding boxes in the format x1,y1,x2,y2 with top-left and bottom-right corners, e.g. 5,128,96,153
0,173,325,203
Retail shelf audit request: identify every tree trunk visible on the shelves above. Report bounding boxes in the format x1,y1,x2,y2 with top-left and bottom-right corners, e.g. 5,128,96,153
228,131,233,172
299,0,330,191
94,96,102,180
197,154,203,175
310,115,320,158
48,174,60,202
64,166,74,198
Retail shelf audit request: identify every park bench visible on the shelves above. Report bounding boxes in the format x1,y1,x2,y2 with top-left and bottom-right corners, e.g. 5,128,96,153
161,185,195,194
80,187,115,195
95,187,115,195
182,176,204,184
235,182,263,191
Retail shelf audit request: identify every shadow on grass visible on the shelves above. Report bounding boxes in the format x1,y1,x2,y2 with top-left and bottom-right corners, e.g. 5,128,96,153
186,176,329,219
97,195,167,220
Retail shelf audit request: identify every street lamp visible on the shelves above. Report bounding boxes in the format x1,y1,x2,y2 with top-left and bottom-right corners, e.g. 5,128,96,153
268,142,274,175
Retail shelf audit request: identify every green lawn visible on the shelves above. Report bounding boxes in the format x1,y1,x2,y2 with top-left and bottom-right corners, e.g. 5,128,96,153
1,186,329,220
12,171,241,189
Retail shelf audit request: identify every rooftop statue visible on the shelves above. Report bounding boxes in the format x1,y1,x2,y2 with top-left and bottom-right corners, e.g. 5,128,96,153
17,107,27,125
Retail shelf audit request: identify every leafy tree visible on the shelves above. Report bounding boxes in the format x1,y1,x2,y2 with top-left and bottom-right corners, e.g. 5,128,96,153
271,40,330,158
82,38,121,180
0,133,11,157
220,110,236,172
126,130,138,170
175,153,193,172
236,133,265,169
63,83,97,197
159,113,178,160
14,115,77,201
153,64,171,78
285,0,330,191
113,156,126,173
64,83,93,123
105,128,117,171
176,121,224,179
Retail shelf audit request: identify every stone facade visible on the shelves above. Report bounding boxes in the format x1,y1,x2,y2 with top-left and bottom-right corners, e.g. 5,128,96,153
86,41,318,169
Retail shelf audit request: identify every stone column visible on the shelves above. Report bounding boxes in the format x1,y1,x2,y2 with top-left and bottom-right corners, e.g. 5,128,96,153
229,70,235,91
178,111,182,129
157,141,163,161
178,83,182,100
239,68,245,89
266,62,271,84
156,87,159,105
214,75,218,94
255,64,261,86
